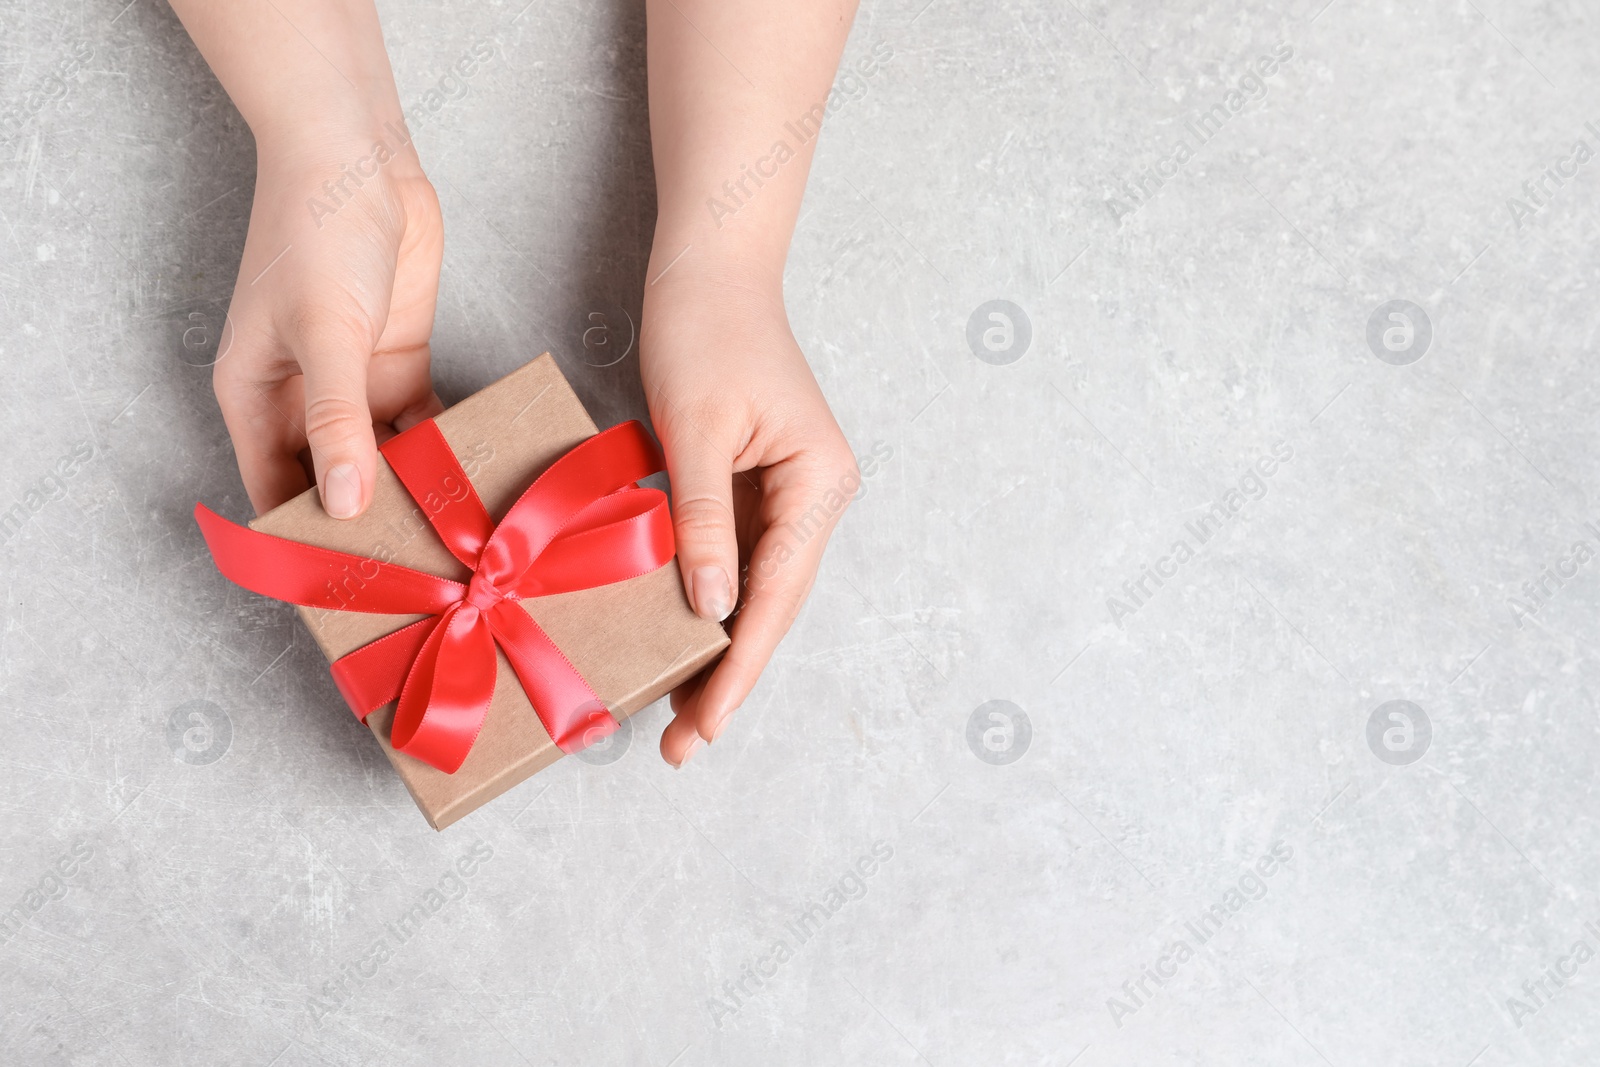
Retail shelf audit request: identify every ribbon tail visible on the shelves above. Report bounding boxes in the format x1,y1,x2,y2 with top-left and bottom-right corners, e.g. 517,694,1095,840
390,604,498,773
194,504,464,614
329,617,441,721
380,420,496,570
488,602,617,753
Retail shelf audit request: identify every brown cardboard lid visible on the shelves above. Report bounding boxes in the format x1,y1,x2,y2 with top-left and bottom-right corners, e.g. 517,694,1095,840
249,354,728,828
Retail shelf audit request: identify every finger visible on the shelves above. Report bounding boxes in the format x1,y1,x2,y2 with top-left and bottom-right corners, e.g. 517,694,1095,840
368,345,444,431
660,708,706,768
393,388,445,432
657,401,742,623
290,315,378,520
212,327,312,515
669,666,710,718
666,667,714,768
691,456,858,743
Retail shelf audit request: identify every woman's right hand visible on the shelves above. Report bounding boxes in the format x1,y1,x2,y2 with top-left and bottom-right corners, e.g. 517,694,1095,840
214,128,445,519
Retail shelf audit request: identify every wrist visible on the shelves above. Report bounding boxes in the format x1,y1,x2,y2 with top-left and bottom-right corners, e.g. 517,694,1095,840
253,109,422,178
647,227,786,302
643,246,786,321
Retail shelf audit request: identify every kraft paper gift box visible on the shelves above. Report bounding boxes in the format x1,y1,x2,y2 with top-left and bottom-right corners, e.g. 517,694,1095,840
245,354,728,829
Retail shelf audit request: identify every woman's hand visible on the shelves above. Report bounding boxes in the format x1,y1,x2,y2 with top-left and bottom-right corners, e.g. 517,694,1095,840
168,0,440,518
215,133,444,517
642,263,859,766
638,0,861,767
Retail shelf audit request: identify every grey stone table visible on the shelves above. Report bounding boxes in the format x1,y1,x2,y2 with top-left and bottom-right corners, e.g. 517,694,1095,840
4,0,1599,1064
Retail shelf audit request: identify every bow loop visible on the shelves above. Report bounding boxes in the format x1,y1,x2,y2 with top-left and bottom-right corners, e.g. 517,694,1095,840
389,602,497,773
478,423,668,592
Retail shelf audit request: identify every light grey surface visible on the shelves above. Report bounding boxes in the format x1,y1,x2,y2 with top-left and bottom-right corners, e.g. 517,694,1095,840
4,0,1599,1064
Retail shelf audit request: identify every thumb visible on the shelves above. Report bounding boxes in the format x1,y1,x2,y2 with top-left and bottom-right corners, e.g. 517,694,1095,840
661,419,740,622
295,321,377,520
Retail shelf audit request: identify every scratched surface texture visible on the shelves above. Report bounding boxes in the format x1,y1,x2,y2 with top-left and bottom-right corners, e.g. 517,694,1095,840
4,0,1600,1064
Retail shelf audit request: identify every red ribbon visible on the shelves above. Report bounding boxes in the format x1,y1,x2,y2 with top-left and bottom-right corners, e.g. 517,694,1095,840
194,420,676,774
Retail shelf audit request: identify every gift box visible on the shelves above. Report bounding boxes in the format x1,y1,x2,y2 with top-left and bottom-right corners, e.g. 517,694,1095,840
196,354,729,829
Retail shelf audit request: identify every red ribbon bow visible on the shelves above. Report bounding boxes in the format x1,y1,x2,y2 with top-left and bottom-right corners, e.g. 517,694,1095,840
194,419,676,774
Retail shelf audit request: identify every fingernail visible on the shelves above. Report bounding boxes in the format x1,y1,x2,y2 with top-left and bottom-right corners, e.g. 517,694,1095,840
322,464,361,519
691,566,732,622
675,737,704,768
710,706,739,743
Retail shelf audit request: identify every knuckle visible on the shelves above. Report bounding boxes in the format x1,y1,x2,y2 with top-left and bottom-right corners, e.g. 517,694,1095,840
673,493,735,544
399,173,442,223
766,579,811,618
302,394,369,445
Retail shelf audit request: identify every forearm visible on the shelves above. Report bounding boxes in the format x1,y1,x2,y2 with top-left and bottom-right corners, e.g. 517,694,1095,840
644,0,859,290
166,0,408,156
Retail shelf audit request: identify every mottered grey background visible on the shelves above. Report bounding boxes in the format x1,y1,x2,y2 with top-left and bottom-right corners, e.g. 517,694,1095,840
3,0,1599,1064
